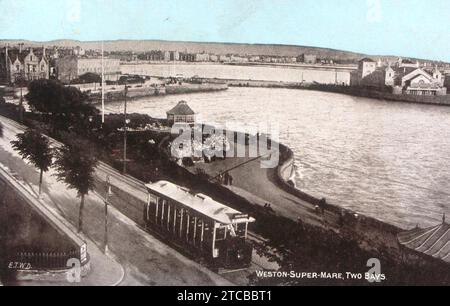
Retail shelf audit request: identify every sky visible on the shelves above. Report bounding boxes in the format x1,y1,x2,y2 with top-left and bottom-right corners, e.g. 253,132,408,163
0,0,450,61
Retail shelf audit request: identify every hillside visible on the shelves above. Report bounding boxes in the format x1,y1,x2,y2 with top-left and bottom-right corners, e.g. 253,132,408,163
0,39,365,60
0,39,447,65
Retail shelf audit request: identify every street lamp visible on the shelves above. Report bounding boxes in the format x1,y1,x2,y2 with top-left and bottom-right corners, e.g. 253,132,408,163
123,84,129,174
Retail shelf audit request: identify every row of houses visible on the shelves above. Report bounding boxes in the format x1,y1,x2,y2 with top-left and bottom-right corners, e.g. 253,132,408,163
0,46,50,84
0,45,122,85
133,50,318,64
351,58,448,96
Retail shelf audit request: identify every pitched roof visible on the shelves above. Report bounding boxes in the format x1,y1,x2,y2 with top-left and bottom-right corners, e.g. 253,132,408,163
398,221,450,264
145,180,255,225
166,101,195,115
2,48,48,64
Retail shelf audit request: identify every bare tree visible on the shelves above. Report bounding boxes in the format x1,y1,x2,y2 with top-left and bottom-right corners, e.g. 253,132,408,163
53,137,98,233
11,129,53,195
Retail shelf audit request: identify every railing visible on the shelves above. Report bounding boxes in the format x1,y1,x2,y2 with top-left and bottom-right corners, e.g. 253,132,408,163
9,249,81,270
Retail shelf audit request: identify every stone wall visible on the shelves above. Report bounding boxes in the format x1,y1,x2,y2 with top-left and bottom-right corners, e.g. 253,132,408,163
0,170,87,280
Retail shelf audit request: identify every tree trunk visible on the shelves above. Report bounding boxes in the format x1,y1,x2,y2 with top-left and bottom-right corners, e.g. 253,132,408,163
38,169,43,195
78,194,85,233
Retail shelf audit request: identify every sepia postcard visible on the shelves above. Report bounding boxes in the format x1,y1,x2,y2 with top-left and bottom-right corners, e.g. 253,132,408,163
0,0,449,295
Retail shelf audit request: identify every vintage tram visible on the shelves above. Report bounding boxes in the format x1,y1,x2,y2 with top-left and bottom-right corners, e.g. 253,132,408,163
144,181,255,268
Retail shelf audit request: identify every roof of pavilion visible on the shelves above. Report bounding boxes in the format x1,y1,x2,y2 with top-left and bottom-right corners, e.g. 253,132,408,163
398,219,450,264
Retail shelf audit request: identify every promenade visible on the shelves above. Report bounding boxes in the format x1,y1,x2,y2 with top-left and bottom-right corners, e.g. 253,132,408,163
0,115,232,286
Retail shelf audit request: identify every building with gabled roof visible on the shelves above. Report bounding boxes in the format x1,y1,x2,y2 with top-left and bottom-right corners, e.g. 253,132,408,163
0,45,49,84
352,56,447,95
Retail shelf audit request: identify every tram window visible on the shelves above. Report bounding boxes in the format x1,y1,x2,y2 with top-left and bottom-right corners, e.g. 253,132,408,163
188,217,197,242
215,227,226,241
236,223,246,237
203,223,211,243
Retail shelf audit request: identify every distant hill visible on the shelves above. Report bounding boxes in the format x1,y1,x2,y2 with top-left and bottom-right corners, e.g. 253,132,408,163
0,39,447,65
0,39,364,60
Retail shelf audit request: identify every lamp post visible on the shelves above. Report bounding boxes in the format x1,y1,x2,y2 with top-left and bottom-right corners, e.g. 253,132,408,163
123,84,129,174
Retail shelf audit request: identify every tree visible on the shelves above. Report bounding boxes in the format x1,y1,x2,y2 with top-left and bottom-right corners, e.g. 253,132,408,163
11,129,53,195
26,79,98,133
53,136,98,233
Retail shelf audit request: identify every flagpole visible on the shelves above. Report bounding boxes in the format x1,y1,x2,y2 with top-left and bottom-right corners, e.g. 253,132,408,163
101,41,105,124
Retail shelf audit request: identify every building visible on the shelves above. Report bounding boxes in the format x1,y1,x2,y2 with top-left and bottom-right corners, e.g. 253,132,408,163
179,52,196,62
219,55,231,63
55,56,121,83
138,50,165,61
297,54,317,64
398,215,450,266
166,100,196,125
164,51,180,62
399,66,446,96
73,46,85,56
209,54,219,62
351,57,447,96
0,45,50,84
230,55,249,63
195,53,210,62
397,58,420,69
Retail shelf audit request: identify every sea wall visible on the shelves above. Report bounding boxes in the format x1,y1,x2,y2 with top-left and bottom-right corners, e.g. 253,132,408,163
165,83,228,95
88,85,165,102
306,85,450,106
273,141,448,267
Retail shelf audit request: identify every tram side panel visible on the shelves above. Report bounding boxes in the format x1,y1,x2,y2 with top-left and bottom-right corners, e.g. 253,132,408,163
144,194,215,260
144,191,254,268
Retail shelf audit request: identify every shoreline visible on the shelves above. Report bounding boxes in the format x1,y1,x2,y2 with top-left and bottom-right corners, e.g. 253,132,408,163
1,102,448,283
210,78,450,107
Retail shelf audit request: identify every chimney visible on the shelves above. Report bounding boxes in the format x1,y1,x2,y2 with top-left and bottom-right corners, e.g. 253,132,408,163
19,43,22,53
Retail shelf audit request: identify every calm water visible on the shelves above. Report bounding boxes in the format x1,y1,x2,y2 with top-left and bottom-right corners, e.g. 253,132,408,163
104,86,450,229
122,63,351,85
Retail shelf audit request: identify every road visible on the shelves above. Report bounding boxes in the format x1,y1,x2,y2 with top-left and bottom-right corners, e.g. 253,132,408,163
0,115,233,286
188,141,336,229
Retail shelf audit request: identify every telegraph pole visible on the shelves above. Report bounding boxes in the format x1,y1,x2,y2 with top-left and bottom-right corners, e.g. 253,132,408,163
104,175,112,254
19,76,24,123
123,83,128,174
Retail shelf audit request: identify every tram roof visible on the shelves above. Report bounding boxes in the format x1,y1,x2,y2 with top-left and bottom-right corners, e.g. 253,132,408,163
145,181,255,225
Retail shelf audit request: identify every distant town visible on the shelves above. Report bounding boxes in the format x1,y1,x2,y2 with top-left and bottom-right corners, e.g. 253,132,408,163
1,43,450,99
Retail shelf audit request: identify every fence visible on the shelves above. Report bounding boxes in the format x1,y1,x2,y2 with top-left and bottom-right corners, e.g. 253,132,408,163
9,249,81,271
